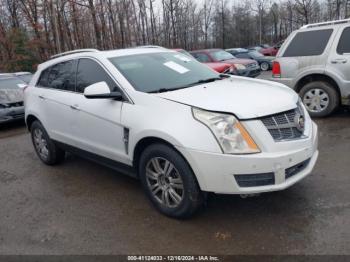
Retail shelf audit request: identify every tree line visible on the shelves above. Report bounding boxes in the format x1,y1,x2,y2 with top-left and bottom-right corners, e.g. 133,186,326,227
0,0,350,72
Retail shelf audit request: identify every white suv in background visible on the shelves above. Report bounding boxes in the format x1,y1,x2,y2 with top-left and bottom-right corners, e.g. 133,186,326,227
273,19,350,117
25,47,319,218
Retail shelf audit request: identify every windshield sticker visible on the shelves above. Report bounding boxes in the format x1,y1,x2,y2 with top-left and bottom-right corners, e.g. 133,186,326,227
174,54,192,62
163,61,190,74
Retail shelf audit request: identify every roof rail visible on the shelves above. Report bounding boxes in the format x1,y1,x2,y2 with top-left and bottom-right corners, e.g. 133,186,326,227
50,49,99,59
134,45,166,49
301,18,350,29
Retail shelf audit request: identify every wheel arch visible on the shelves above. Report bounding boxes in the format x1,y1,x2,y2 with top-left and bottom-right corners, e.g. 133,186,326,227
133,136,181,171
132,136,205,189
295,74,341,100
26,114,40,131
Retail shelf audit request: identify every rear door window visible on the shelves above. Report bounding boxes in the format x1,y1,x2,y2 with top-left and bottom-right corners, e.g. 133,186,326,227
76,58,118,93
283,29,333,57
337,27,350,54
46,60,77,91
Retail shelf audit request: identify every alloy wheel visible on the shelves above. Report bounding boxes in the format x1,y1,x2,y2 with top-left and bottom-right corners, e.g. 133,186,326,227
33,128,49,160
145,157,184,208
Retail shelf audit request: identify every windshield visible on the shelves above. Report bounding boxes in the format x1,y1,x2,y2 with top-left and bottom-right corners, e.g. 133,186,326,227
210,50,235,61
109,52,219,93
0,78,25,89
177,49,193,58
249,51,264,58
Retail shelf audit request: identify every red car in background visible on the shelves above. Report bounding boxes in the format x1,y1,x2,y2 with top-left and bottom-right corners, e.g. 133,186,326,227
173,49,236,75
260,46,279,56
190,49,261,78
248,42,283,56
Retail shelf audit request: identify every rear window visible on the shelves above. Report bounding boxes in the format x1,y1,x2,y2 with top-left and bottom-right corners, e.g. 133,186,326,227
337,27,350,54
283,29,333,57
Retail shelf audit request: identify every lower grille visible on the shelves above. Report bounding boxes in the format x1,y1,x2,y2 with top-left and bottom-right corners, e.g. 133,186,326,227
261,103,306,141
235,173,275,187
285,158,311,179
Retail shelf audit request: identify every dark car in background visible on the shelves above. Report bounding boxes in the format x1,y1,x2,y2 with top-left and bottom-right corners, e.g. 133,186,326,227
0,76,26,124
226,48,274,71
190,49,261,78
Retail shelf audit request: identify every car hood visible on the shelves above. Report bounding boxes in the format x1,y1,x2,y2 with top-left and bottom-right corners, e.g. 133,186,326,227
155,77,298,119
0,89,23,104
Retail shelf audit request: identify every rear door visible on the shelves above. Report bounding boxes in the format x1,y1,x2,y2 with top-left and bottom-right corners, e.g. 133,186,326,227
326,26,350,95
70,58,127,164
35,60,78,144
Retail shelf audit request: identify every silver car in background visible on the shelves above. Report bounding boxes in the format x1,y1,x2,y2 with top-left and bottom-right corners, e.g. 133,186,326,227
0,76,26,124
272,19,350,117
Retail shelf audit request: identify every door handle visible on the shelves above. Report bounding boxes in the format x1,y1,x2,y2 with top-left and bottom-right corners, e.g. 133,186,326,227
38,95,45,100
70,104,80,110
331,58,348,64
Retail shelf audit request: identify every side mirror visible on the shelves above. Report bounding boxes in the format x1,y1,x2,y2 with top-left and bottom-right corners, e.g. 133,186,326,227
84,81,123,100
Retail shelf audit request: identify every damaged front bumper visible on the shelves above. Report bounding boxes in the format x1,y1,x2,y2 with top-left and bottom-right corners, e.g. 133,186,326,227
0,105,25,123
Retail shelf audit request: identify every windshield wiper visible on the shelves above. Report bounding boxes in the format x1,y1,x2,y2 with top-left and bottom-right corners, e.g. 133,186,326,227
148,86,193,94
148,76,226,94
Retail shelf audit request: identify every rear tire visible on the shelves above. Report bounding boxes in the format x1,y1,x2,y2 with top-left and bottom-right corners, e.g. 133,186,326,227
299,81,339,118
138,143,204,218
30,120,65,165
260,62,270,71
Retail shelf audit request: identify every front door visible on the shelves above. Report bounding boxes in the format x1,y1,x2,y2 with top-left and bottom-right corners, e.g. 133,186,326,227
71,58,128,164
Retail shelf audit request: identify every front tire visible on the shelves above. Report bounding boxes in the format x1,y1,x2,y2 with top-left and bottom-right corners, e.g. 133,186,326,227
138,143,204,218
30,120,65,165
299,81,339,117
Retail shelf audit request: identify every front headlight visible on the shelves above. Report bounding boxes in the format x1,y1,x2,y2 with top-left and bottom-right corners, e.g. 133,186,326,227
229,65,236,73
234,64,246,70
192,108,260,154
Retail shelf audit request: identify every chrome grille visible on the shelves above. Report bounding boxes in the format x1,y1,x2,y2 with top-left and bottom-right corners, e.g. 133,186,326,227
261,104,306,142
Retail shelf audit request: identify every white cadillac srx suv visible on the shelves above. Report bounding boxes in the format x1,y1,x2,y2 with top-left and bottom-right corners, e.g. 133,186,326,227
25,47,319,218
